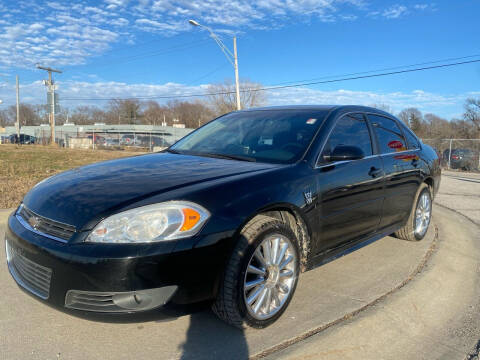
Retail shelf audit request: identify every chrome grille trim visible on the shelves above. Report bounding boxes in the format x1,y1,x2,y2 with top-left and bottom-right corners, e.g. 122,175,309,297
16,204,76,243
6,241,52,300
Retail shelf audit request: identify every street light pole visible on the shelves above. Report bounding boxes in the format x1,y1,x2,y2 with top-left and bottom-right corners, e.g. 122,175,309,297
189,19,241,110
233,37,241,111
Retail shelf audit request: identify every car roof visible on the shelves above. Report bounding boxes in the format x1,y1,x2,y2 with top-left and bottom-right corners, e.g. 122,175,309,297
238,105,392,115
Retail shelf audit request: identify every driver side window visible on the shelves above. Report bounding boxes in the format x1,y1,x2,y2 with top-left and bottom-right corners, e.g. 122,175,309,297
320,113,373,164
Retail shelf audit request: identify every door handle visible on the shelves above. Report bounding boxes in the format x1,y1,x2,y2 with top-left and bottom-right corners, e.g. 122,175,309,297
368,167,383,178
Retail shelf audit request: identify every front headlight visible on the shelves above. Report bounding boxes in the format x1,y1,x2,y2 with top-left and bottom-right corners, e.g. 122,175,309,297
86,201,210,244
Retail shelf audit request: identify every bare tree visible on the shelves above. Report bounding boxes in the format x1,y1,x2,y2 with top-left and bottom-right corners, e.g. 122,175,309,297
369,103,393,113
69,106,92,125
108,99,141,124
166,100,214,128
143,101,166,125
450,118,477,139
0,109,11,127
397,108,424,135
6,104,41,126
423,113,451,139
207,79,267,115
463,98,480,131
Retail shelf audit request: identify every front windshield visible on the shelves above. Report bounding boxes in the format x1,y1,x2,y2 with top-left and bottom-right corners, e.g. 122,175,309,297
171,110,328,164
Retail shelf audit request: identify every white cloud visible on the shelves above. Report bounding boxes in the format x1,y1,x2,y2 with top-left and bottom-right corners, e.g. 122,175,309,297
2,0,371,69
134,18,185,33
1,1,437,70
382,4,408,19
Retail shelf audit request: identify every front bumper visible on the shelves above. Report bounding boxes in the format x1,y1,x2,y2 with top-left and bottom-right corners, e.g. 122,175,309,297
5,213,232,315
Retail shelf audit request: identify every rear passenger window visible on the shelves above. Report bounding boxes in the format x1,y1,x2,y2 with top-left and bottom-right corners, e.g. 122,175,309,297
368,115,407,154
403,127,421,149
321,113,373,162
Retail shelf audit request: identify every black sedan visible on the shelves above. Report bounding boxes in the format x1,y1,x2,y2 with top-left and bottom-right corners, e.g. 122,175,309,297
5,105,440,328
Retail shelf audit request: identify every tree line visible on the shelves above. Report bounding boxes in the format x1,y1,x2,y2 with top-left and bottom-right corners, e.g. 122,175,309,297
370,98,480,139
0,79,266,129
1,79,479,139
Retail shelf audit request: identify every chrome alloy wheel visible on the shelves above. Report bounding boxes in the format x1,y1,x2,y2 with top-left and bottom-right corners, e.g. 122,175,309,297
243,234,297,320
414,192,431,237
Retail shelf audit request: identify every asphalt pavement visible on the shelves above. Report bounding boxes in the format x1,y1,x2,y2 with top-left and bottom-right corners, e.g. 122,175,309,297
0,171,479,360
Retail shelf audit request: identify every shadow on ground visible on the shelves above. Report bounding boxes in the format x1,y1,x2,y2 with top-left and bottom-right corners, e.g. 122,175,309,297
179,311,249,360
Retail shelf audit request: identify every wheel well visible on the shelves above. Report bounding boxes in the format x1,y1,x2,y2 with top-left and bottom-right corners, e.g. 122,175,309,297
260,208,311,272
424,177,434,197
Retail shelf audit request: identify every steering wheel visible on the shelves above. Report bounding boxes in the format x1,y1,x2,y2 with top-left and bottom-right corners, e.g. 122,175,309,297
281,143,303,153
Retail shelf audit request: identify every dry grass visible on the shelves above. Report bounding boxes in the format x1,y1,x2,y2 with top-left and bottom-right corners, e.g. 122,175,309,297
0,144,141,209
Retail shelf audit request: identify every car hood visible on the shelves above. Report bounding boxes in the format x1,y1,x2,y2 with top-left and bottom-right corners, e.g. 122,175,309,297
23,153,280,229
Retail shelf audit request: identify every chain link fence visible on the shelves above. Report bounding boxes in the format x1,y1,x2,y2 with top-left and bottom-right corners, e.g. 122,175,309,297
422,139,480,172
30,126,191,152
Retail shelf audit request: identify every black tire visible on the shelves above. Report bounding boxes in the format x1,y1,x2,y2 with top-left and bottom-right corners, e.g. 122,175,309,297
212,215,300,329
394,183,432,241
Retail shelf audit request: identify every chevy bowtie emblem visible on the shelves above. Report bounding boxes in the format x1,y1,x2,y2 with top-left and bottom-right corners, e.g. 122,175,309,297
28,216,41,229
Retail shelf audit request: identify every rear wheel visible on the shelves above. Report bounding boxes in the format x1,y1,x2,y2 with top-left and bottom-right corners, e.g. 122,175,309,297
212,215,300,328
394,183,432,241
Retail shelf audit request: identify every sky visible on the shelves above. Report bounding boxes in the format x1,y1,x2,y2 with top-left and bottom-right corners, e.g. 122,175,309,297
0,0,479,119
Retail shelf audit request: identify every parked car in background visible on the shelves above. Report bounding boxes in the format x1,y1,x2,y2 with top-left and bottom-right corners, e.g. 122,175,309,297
9,134,36,144
138,135,171,148
151,136,171,147
0,135,10,144
120,134,134,145
5,105,440,329
120,134,144,146
103,138,120,147
443,148,476,170
87,134,105,145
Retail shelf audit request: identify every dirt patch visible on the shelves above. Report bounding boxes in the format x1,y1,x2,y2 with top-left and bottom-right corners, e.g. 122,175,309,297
0,144,142,208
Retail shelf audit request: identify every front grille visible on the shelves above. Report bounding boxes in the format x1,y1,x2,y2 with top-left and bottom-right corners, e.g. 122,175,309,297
6,241,52,299
17,205,76,242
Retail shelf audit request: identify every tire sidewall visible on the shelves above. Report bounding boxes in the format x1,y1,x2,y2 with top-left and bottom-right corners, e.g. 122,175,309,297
236,221,300,328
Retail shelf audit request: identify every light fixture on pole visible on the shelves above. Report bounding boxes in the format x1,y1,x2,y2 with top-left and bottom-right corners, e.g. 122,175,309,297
189,19,241,110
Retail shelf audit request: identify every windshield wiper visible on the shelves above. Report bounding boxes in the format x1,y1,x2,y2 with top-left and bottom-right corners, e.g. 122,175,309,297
201,153,257,162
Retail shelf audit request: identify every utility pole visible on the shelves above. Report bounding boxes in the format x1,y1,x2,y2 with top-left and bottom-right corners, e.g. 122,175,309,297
16,75,20,140
233,37,241,110
37,65,62,145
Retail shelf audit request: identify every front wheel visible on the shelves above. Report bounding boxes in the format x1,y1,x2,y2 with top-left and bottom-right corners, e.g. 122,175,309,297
395,183,432,241
212,215,300,328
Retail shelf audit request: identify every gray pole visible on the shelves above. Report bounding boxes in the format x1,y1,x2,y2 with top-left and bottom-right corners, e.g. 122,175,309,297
448,138,453,169
36,65,62,146
189,21,241,111
16,75,20,140
51,82,55,145
233,37,241,110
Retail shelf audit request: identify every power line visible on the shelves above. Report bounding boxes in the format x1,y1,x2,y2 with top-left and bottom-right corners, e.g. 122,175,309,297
65,39,211,72
190,63,230,84
62,58,480,101
269,54,480,86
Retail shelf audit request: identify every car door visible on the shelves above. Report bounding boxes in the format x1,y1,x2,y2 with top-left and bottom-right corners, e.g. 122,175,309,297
367,114,421,230
314,113,385,255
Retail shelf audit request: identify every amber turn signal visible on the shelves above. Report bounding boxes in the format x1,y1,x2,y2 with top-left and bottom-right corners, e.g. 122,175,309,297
180,208,201,231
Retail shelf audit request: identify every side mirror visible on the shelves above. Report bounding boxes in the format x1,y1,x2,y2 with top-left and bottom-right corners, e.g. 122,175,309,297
326,145,365,162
